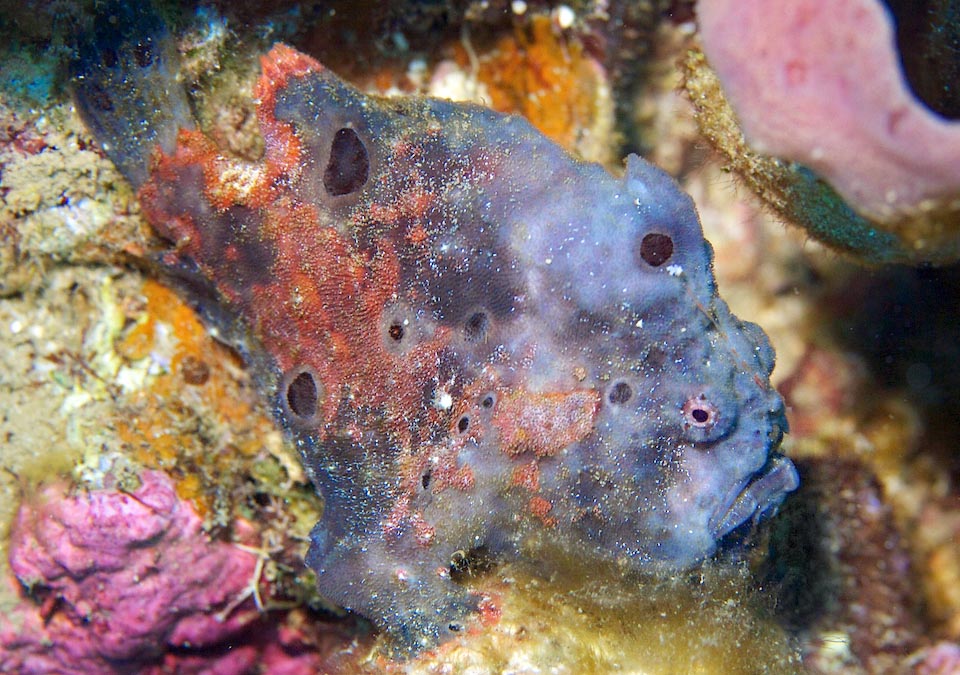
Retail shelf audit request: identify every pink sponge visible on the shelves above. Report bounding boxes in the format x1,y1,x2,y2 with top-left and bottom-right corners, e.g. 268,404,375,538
0,471,330,674
698,0,960,221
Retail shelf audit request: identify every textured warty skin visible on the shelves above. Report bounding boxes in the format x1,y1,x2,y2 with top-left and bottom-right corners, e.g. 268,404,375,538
74,23,797,654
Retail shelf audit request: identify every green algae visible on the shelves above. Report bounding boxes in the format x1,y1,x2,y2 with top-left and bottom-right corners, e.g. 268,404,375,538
780,165,905,264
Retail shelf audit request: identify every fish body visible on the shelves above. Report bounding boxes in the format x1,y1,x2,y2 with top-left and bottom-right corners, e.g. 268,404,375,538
75,19,797,653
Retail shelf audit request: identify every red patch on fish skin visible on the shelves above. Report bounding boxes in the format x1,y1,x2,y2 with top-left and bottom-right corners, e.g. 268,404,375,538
528,496,557,527
493,388,600,457
511,460,540,492
383,497,412,538
410,512,437,547
432,457,476,492
254,44,317,180
448,370,600,459
144,125,450,434
477,595,502,627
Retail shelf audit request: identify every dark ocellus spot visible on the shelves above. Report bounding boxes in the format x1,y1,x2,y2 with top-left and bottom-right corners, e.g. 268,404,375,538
323,127,369,196
287,370,319,420
133,40,153,68
608,381,633,405
463,311,490,343
638,232,674,267
388,321,404,342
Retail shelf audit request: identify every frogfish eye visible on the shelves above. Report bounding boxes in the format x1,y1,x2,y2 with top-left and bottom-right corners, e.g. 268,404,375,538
683,394,717,427
681,391,736,443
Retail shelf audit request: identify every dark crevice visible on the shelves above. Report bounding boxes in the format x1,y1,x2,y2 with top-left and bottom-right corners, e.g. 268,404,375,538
883,0,960,119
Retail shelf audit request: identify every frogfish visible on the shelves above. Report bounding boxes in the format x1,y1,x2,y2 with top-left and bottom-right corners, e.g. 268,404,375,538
73,6,798,653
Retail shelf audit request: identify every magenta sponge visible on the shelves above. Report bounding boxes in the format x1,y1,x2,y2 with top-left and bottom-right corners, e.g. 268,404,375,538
0,471,272,674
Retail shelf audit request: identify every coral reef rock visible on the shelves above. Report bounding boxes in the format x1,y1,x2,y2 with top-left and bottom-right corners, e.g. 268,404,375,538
761,457,926,674
72,8,796,655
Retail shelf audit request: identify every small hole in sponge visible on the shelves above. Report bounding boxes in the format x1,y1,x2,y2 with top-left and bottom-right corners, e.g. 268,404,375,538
457,416,470,433
639,232,674,267
323,127,369,196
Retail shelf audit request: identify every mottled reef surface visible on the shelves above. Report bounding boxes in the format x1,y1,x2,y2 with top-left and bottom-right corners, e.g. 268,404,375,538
0,1,959,673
